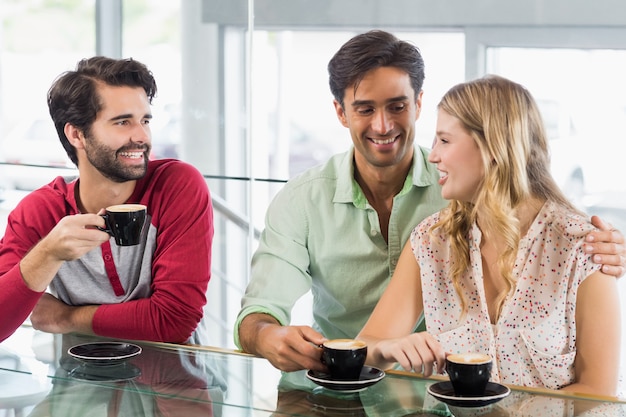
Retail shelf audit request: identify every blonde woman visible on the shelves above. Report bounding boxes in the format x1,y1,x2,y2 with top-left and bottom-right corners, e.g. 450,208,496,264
358,75,621,396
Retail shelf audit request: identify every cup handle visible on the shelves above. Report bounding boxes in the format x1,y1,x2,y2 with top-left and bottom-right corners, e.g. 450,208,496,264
97,213,113,236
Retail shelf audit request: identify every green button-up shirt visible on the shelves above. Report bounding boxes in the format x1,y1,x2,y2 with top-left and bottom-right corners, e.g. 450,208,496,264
234,146,447,347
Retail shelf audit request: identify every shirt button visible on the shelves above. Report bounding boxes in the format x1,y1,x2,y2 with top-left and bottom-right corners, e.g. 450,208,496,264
391,259,397,266
105,255,112,261
370,230,377,236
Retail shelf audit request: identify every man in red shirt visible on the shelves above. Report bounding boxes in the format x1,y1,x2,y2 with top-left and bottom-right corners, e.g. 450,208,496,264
0,57,213,344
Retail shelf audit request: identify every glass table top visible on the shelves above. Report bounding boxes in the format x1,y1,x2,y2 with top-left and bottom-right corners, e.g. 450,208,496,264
0,326,624,416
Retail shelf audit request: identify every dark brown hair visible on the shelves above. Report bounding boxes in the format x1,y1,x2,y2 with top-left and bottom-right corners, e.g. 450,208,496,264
47,56,157,165
328,30,425,107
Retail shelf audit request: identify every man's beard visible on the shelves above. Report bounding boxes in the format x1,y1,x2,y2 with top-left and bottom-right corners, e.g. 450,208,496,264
84,134,150,183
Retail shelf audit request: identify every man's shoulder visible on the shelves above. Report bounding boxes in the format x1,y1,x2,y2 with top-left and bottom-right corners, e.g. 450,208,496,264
11,177,74,219
147,158,202,176
282,152,347,190
27,177,74,203
143,159,205,187
135,159,209,207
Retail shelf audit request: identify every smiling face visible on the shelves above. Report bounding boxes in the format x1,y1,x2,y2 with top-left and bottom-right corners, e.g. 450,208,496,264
77,84,152,182
429,108,484,202
333,66,422,171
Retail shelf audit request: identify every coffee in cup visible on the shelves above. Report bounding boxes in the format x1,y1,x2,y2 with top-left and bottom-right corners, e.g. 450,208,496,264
446,352,492,397
321,339,367,381
100,204,147,246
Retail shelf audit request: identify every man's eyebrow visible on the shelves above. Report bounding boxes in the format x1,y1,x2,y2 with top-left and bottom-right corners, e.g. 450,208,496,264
109,113,153,122
350,96,410,108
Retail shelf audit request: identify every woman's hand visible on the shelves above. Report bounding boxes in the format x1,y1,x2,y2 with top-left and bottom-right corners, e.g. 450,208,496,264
368,332,446,376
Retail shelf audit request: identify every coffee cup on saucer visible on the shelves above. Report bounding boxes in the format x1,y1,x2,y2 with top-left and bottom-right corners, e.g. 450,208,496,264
446,353,493,397
321,339,367,381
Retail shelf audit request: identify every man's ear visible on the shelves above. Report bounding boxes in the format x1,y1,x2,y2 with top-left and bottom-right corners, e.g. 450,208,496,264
333,99,349,128
414,90,424,121
64,123,85,149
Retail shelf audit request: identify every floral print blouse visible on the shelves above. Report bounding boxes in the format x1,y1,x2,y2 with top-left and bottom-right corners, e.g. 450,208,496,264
411,200,600,389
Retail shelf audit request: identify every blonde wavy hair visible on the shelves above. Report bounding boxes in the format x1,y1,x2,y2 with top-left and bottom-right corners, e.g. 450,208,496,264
432,75,578,319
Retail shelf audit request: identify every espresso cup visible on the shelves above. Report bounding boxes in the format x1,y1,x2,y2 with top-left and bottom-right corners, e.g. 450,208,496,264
100,204,147,246
446,353,492,397
321,339,367,381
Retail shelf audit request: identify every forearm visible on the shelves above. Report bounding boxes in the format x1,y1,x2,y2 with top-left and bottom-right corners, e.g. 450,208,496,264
66,305,98,335
359,331,447,375
19,238,64,292
238,313,281,355
30,294,97,335
93,294,204,343
0,269,43,341
560,382,618,398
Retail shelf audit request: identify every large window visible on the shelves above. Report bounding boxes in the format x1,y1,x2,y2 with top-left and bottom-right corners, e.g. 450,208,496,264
488,47,626,220
0,1,94,193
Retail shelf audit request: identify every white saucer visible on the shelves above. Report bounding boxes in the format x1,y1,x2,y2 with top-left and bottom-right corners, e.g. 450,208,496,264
306,366,385,392
68,342,142,366
427,381,510,407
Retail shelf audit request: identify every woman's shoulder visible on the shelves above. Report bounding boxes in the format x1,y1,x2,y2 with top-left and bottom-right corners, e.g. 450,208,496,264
411,210,445,244
541,201,595,240
416,210,444,232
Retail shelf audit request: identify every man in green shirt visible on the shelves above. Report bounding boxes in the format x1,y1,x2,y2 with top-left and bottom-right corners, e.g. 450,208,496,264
235,30,625,373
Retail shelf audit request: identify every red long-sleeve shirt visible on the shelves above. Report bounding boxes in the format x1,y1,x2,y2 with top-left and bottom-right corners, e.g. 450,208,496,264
0,159,213,343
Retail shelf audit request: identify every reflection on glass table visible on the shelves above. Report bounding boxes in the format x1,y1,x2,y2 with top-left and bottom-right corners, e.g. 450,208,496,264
0,326,625,417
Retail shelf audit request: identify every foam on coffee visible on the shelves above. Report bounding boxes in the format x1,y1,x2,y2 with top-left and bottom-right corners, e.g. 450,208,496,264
323,339,367,350
106,204,147,212
447,352,491,364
